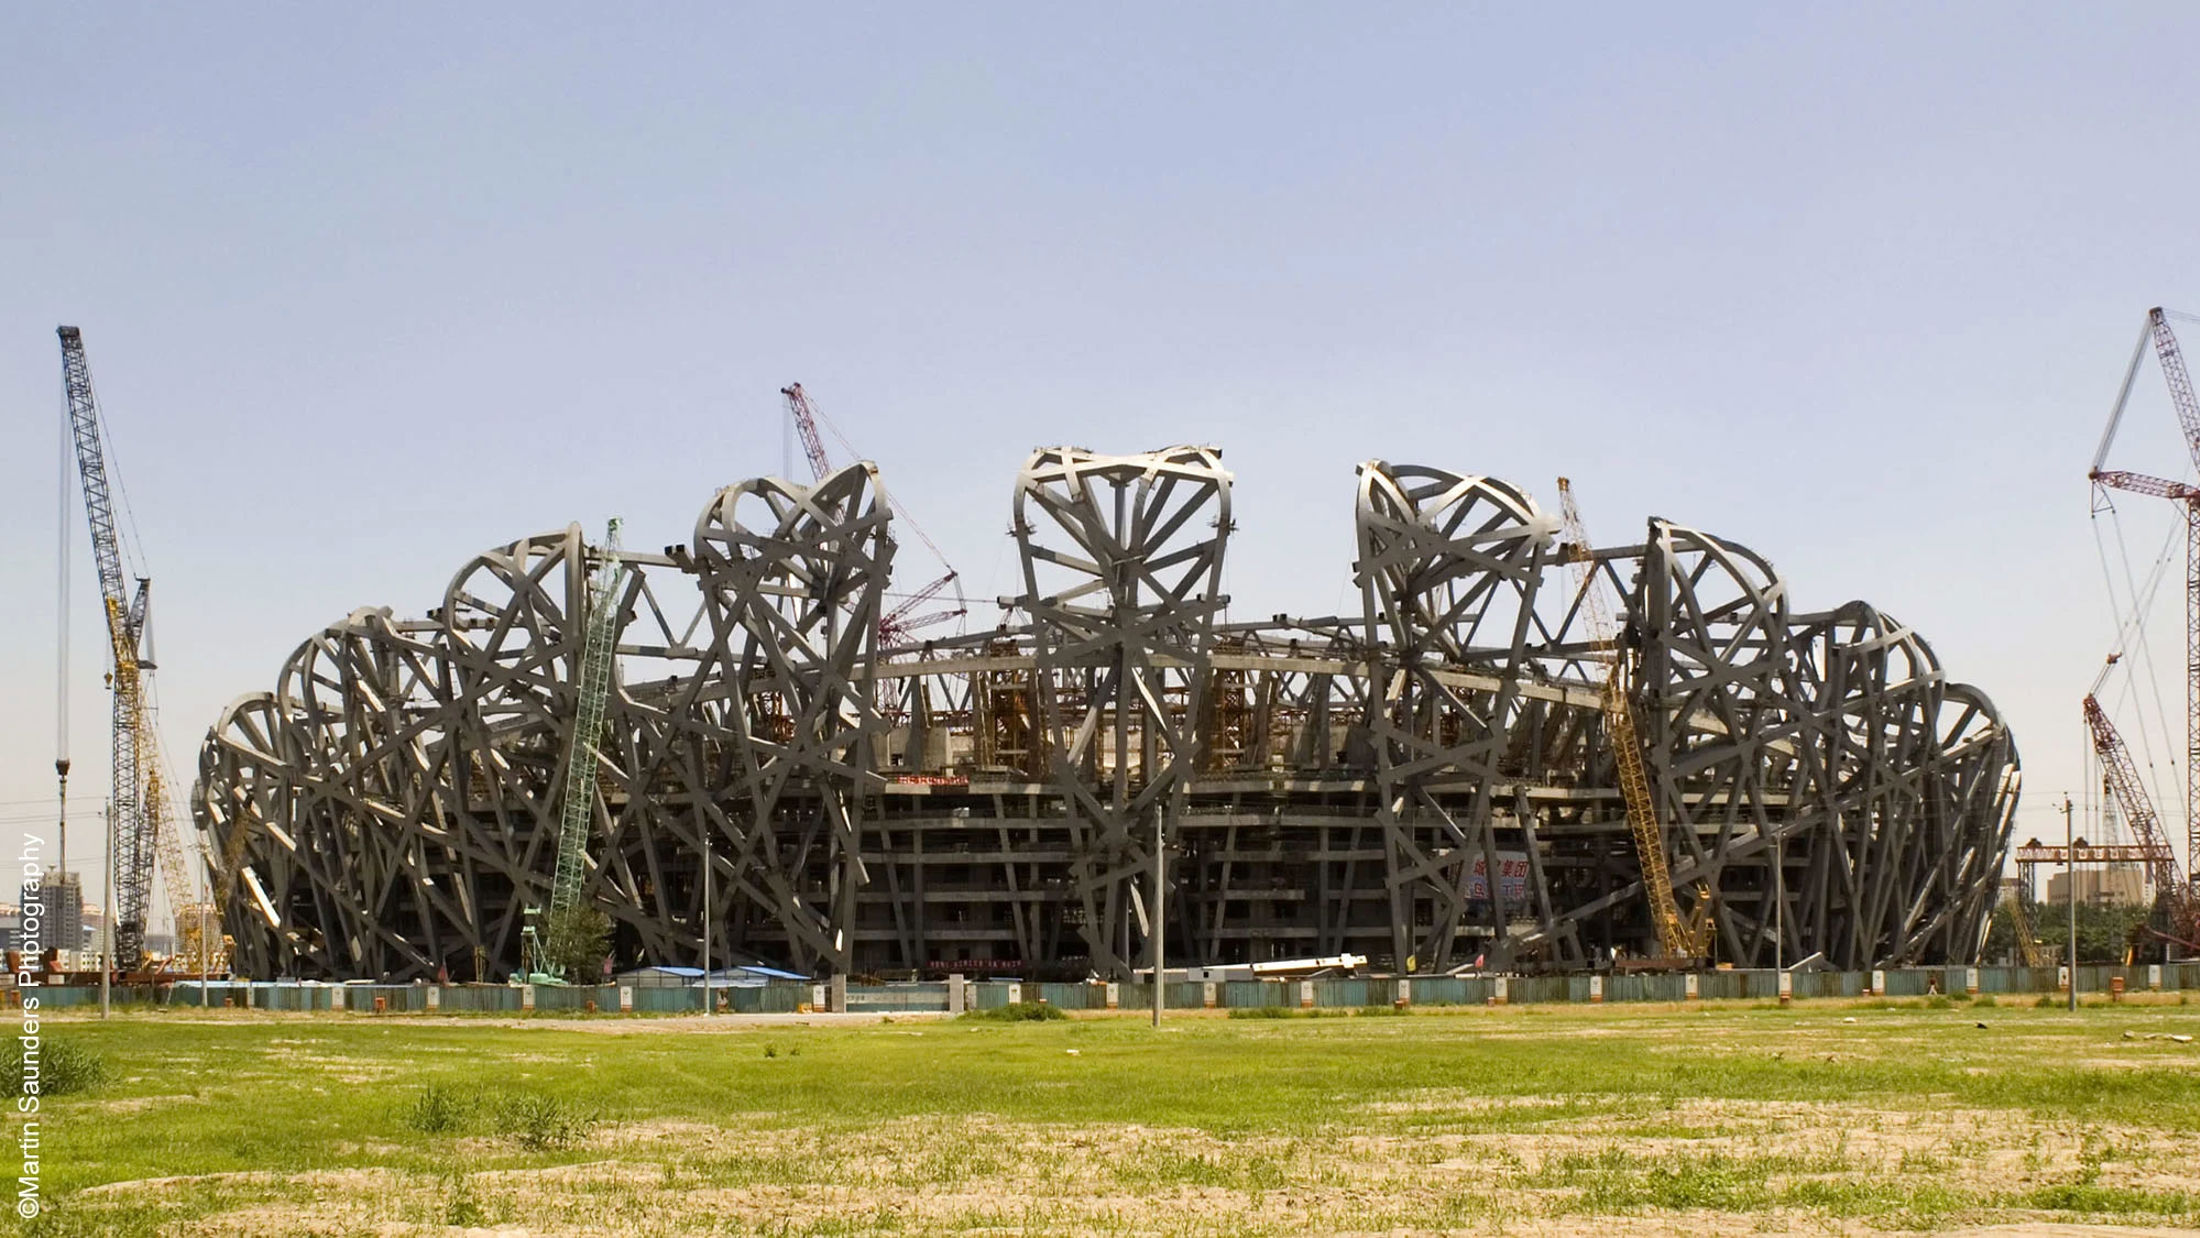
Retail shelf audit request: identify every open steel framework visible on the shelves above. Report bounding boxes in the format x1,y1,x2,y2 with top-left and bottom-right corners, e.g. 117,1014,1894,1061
194,451,2020,981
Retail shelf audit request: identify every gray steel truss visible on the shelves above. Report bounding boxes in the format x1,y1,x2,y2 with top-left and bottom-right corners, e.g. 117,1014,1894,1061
194,453,2018,981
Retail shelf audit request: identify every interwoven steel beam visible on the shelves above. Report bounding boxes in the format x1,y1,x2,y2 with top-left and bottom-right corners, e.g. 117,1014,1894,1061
195,451,2018,981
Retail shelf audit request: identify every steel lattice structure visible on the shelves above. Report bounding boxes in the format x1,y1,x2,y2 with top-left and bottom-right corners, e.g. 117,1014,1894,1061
194,452,2019,981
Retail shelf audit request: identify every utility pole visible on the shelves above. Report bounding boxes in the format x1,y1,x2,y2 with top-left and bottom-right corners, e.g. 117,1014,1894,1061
1153,806,1166,1030
702,833,713,1019
2063,793,2077,1012
1773,830,1784,973
100,801,112,1020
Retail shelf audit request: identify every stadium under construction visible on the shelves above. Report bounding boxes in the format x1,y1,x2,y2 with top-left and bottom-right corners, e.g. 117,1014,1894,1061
192,448,2021,982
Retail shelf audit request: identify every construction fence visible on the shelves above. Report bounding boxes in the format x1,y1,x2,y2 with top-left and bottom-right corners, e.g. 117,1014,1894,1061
13,963,2200,1016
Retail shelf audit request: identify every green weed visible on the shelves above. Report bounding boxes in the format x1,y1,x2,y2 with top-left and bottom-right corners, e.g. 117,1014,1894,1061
960,1001,1068,1022
0,1036,109,1096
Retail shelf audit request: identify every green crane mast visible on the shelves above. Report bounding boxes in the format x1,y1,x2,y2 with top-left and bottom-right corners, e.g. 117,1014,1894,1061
520,520,628,983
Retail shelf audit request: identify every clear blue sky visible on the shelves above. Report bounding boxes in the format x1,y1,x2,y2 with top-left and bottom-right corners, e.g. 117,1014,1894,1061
7,5,2200,926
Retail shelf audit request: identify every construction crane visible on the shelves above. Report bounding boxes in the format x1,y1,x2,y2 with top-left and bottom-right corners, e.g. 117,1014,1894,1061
1555,478,1702,961
58,325,165,973
2089,307,2200,877
779,382,967,650
2004,884,2047,969
2082,689,2198,952
523,519,628,983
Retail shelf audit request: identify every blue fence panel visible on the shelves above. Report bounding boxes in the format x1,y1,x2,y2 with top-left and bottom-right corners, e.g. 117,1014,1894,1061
1163,982,1206,1009
1505,976,1565,1005
848,983,950,1013
1032,983,1092,1010
1311,979,1368,1008
632,987,697,1014
1411,977,1468,1007
1223,981,1286,1009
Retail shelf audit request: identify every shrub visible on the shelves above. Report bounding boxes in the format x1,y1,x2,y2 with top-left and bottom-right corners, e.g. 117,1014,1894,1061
406,1083,470,1134
0,1037,109,1096
444,1171,487,1225
541,905,612,981
1227,1006,1298,1019
491,1091,599,1150
961,1001,1068,1022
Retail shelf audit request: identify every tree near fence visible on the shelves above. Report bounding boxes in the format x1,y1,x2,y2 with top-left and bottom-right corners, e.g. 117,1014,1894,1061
542,906,612,981
1983,898,2157,964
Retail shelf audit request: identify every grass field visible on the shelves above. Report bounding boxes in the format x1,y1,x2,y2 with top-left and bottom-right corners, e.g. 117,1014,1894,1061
16,996,2200,1235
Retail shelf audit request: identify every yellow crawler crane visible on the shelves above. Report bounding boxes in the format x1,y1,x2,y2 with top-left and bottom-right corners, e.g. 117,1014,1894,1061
60,326,217,974
1555,478,1702,961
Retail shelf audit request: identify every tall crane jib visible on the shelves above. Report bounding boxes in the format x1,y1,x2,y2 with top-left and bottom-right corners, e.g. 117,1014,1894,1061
2091,308,2200,877
776,380,967,669
58,325,159,974
525,520,629,983
1555,478,1703,961
2083,696,2200,950
554,519,629,917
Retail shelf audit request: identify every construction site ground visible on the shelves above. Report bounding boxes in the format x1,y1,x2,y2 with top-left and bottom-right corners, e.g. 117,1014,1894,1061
26,995,2200,1236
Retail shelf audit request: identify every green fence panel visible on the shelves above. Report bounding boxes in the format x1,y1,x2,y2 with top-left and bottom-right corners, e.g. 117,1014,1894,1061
1033,983,1091,1010
1162,982,1205,1009
1508,976,1567,1005
1411,977,1468,1007
849,983,951,1012
631,988,696,1014
1311,979,1368,1007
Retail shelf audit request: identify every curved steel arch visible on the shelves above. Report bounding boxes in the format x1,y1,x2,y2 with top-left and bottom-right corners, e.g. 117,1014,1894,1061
194,450,2018,980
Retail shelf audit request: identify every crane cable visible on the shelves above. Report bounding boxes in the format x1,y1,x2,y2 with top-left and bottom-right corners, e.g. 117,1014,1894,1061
66,356,209,919
2090,491,2187,843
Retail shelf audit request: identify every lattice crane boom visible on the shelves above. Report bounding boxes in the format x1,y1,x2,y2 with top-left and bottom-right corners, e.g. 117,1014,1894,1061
553,519,628,917
2083,694,2198,943
2090,307,2200,881
1555,477,1700,960
59,325,162,974
778,382,968,654
780,383,835,483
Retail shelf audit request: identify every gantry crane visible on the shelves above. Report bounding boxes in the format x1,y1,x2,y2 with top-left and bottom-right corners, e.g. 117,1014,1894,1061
59,325,166,973
780,383,966,648
1556,478,1702,960
523,519,628,982
2089,308,2200,878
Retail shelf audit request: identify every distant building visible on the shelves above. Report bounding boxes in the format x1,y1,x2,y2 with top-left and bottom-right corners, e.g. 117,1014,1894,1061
16,871,85,958
0,903,18,951
2044,863,2149,907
